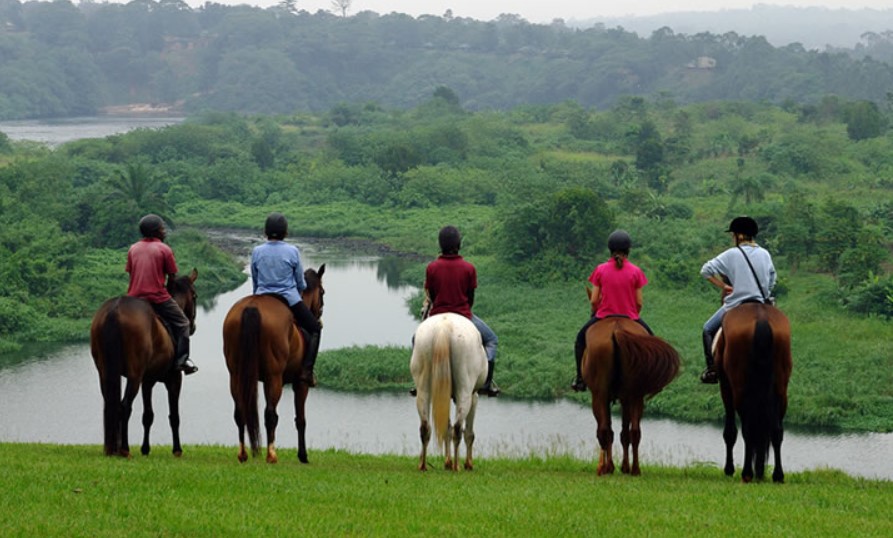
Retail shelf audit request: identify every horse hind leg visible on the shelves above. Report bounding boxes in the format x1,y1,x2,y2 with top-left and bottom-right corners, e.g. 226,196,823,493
140,382,155,456
418,419,431,471
166,374,184,457
450,422,462,472
463,393,479,471
293,384,309,464
620,402,644,476
592,395,614,475
264,406,280,464
771,424,785,483
119,378,140,458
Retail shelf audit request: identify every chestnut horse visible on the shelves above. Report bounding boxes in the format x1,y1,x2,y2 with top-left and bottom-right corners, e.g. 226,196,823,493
410,313,487,471
582,315,680,476
223,265,325,464
715,302,792,483
90,269,198,457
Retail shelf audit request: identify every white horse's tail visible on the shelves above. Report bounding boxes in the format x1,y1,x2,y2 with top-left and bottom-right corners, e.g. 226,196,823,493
431,318,453,447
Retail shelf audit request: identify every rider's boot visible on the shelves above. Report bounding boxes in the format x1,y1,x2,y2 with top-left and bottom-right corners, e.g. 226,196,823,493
571,339,587,392
174,335,197,375
300,332,320,387
700,330,718,384
477,361,500,397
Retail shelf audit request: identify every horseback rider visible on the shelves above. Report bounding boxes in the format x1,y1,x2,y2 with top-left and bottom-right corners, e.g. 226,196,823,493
571,230,652,392
414,225,500,397
126,214,197,375
251,212,322,387
699,216,777,384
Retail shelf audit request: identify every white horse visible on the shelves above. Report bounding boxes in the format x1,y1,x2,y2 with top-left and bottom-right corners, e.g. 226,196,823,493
410,313,488,471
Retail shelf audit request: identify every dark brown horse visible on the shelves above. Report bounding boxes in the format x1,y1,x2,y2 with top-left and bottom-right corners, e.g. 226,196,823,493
582,314,680,476
715,302,792,483
223,265,325,464
90,269,198,458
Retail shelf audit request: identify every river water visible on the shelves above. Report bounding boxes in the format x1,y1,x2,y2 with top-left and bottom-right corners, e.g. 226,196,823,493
0,118,890,480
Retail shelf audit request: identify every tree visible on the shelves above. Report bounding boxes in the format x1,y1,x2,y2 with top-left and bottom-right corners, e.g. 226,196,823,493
330,0,351,17
845,100,886,141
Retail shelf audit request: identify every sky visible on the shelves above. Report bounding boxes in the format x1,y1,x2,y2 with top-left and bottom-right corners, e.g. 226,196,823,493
204,1,893,23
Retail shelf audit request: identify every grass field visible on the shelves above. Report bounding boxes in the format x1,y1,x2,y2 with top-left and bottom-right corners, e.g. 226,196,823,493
3,444,891,537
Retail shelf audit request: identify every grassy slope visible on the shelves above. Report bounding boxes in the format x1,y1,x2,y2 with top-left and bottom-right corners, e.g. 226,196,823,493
3,444,891,537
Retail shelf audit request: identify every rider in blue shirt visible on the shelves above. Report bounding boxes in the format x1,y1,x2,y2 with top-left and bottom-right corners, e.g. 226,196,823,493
251,212,322,386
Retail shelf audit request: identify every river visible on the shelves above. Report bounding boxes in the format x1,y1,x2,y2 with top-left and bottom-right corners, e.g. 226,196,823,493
0,117,890,480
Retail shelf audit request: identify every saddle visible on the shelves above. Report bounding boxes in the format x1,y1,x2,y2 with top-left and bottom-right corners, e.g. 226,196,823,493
260,293,310,354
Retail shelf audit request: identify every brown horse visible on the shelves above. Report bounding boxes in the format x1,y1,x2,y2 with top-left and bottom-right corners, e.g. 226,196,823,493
223,265,325,464
582,315,680,476
90,269,198,458
715,302,792,483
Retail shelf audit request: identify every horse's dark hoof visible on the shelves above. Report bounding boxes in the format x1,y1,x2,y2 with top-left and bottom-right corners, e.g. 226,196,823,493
298,452,309,464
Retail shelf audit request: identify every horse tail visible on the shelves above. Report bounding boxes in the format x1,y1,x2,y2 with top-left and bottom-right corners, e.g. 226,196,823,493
238,306,262,456
430,319,452,447
612,329,681,398
746,317,776,463
100,304,123,456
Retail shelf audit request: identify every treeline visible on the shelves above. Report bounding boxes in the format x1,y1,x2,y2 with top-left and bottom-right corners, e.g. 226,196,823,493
5,0,893,119
2,92,892,353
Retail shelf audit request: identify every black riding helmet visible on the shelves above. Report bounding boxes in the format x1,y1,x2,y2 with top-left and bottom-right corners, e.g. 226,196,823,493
726,216,759,237
607,229,632,252
264,212,288,240
138,214,165,239
438,225,461,255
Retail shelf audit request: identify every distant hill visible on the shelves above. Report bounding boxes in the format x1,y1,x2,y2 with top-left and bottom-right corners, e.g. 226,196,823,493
575,5,893,49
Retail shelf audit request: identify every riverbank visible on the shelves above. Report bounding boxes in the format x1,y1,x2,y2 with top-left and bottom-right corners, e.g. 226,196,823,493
3,443,890,536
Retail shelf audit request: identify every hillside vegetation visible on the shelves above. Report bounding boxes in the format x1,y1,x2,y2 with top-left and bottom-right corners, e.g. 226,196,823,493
1,94,891,430
5,1,893,118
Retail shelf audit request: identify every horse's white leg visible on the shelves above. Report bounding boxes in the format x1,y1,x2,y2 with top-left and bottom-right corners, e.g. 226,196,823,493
463,392,478,470
443,419,454,471
416,391,430,471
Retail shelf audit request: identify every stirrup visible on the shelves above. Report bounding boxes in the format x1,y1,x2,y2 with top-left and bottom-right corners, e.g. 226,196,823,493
478,383,500,397
571,378,587,392
179,358,198,375
700,368,718,384
409,387,417,397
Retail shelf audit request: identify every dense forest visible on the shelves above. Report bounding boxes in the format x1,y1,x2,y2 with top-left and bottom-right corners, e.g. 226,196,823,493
5,0,893,119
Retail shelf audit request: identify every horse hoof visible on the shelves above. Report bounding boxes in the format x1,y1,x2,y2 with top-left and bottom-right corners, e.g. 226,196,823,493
298,452,308,464
173,450,183,458
464,462,474,471
238,452,248,463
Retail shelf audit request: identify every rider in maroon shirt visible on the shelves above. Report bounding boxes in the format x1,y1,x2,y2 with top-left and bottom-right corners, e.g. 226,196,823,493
417,226,500,397
126,214,197,375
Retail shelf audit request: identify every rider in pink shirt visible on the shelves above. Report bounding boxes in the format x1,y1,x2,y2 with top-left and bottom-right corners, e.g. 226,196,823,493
571,230,652,392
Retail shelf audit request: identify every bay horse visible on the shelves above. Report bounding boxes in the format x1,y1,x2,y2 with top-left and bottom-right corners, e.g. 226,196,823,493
715,302,792,483
90,269,198,458
223,265,325,464
582,313,680,476
410,313,487,471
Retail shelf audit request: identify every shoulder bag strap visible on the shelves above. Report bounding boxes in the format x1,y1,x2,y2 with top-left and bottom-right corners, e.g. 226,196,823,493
737,246,769,302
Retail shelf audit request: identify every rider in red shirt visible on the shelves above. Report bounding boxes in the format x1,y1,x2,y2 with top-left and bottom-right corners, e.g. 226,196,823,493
126,214,197,375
